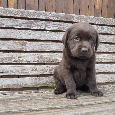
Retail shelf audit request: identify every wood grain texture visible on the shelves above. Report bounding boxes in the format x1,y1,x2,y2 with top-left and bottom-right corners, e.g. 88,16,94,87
8,0,14,8
0,29,115,43
0,75,115,88
18,0,25,9
0,64,115,75
39,0,46,11
0,41,63,51
0,0,3,7
0,41,115,52
101,0,108,18
14,0,17,9
0,53,62,63
0,18,115,34
45,0,56,12
1,0,7,8
94,0,102,17
26,0,38,11
109,0,115,19
0,53,115,63
73,0,80,15
0,8,115,26
0,29,64,41
0,85,115,115
0,76,55,88
107,0,111,18
88,0,94,16
79,0,89,16
63,0,73,14
56,0,63,13
26,0,33,10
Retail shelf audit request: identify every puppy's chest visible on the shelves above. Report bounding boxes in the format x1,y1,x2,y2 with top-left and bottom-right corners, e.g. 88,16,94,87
70,61,88,83
72,68,86,85
70,60,89,70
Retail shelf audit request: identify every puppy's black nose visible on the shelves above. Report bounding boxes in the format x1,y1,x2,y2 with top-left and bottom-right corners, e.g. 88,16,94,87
81,48,88,53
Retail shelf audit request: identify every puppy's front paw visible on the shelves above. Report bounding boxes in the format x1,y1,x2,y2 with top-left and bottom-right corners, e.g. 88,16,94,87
91,91,103,97
66,92,78,99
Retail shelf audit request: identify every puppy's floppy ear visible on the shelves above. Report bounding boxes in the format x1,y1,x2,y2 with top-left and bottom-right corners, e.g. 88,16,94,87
95,31,100,51
62,28,71,48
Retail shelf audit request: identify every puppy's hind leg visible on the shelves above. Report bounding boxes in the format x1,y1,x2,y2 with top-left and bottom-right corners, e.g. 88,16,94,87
53,67,67,95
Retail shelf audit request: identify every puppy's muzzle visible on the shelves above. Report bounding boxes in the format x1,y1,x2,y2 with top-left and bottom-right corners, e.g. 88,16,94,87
81,47,88,54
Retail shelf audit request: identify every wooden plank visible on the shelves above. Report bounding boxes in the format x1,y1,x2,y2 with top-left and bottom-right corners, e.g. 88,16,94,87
73,0,80,15
0,41,115,52
107,0,115,19
99,35,115,43
14,0,17,9
109,0,115,19
0,53,62,63
88,0,94,16
0,0,7,8
26,0,38,11
0,29,64,41
94,0,102,17
0,75,115,88
39,0,46,11
0,76,55,88
0,53,115,64
45,0,56,12
0,64,115,75
0,85,115,114
0,29,115,44
0,8,115,26
0,41,63,52
18,0,25,9
0,18,71,32
56,0,63,13
97,44,115,52
0,65,56,75
0,18,115,34
63,0,73,14
96,54,115,63
79,0,89,16
26,0,33,10
107,0,111,18
101,0,108,18
33,0,39,11
0,0,3,7
8,0,14,8
96,74,115,83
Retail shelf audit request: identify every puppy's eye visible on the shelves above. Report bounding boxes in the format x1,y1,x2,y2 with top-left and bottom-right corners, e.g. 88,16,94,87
74,36,80,41
89,38,94,42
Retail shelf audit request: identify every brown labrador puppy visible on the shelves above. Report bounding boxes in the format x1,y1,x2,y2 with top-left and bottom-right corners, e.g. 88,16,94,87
53,22,103,99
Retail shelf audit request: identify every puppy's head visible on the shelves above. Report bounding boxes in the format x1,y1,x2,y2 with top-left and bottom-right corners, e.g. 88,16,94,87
62,22,99,59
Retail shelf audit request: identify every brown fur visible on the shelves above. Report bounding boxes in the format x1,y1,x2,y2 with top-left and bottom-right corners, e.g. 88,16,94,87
53,22,103,99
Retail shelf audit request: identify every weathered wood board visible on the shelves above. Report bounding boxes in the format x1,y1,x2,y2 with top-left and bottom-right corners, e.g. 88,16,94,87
0,41,115,52
0,84,115,114
0,7,115,25
0,29,115,43
0,18,115,34
0,64,115,76
0,75,115,88
0,53,115,63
